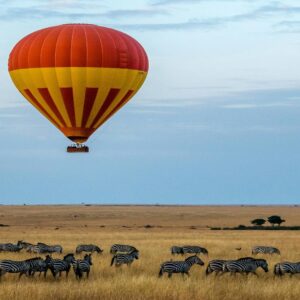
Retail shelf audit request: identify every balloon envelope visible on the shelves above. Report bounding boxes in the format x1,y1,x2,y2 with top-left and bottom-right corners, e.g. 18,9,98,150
8,24,149,143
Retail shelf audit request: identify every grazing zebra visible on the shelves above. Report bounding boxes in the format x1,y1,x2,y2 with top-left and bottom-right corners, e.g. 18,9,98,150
171,246,184,255
274,262,300,276
73,254,93,279
252,246,280,255
0,242,23,252
159,255,204,278
28,243,63,254
111,250,139,267
0,259,32,278
110,244,138,254
76,244,103,254
206,257,256,276
223,258,268,275
47,253,75,278
182,245,208,255
17,241,33,251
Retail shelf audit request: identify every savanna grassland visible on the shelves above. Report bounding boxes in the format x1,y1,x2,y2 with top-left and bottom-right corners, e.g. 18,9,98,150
0,205,299,300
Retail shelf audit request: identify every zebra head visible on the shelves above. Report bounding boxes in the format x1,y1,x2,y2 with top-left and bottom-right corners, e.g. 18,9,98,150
130,250,139,260
95,246,103,253
256,259,268,272
186,255,204,266
273,248,281,255
84,254,93,265
63,253,76,264
201,248,208,255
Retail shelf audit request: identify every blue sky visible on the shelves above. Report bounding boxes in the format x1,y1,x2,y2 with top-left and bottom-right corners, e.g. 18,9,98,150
1,0,300,204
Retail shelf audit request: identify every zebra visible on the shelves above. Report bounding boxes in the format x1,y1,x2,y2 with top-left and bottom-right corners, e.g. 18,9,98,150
17,241,33,251
110,244,138,254
28,244,63,254
0,259,32,278
206,257,256,276
223,258,268,275
159,255,204,278
0,242,23,252
47,253,76,278
26,257,51,277
182,245,208,255
252,246,280,255
171,246,184,255
274,262,300,276
73,254,93,279
76,244,103,254
111,250,139,267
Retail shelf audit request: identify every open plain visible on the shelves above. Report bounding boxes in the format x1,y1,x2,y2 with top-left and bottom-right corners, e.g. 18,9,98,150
0,205,299,300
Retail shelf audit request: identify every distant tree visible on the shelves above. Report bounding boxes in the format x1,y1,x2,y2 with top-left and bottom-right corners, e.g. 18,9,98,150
268,215,285,227
251,218,266,226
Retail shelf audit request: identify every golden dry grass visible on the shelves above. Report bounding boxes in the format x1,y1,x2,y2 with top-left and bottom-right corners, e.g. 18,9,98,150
0,205,299,300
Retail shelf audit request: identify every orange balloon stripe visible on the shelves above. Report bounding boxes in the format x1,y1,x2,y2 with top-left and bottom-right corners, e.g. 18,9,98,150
90,88,120,128
60,87,76,127
38,88,67,127
24,89,61,129
81,88,98,128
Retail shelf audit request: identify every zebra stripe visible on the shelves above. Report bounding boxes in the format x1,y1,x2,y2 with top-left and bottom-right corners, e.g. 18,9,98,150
274,262,300,276
76,244,103,254
47,253,75,278
111,250,139,267
159,255,204,278
182,246,208,255
223,258,269,275
27,243,63,254
73,254,93,279
0,259,31,278
110,244,138,254
0,242,23,252
206,257,256,275
252,246,280,255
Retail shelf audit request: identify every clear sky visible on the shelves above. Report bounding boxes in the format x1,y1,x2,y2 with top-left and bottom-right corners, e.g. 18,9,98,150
1,0,300,204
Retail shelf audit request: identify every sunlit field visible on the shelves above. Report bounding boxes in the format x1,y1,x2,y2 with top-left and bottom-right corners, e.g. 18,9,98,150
0,205,299,300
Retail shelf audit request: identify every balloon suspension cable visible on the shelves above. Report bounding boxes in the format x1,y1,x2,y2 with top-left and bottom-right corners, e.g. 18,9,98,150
67,143,89,153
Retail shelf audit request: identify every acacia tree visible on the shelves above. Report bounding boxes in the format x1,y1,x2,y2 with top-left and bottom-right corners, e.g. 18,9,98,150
268,215,285,227
251,218,266,226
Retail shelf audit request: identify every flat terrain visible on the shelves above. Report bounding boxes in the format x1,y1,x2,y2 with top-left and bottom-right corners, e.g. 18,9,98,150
0,205,299,300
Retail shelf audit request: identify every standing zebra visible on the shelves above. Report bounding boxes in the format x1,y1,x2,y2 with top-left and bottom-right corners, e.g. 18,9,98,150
111,250,139,267
206,257,256,276
0,259,32,278
110,244,138,254
171,246,184,255
26,257,51,277
274,262,300,276
182,245,208,255
76,244,103,254
47,253,75,278
252,246,280,255
159,255,204,278
223,258,268,275
73,254,93,279
0,242,23,252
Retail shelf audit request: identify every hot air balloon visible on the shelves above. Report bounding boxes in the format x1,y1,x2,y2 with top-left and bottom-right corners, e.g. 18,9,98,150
8,24,149,152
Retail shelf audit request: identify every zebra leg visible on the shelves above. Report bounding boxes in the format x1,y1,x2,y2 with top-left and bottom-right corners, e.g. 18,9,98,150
87,270,90,278
168,272,172,278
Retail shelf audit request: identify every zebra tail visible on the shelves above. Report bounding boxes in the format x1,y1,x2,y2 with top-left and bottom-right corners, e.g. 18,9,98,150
111,256,116,266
